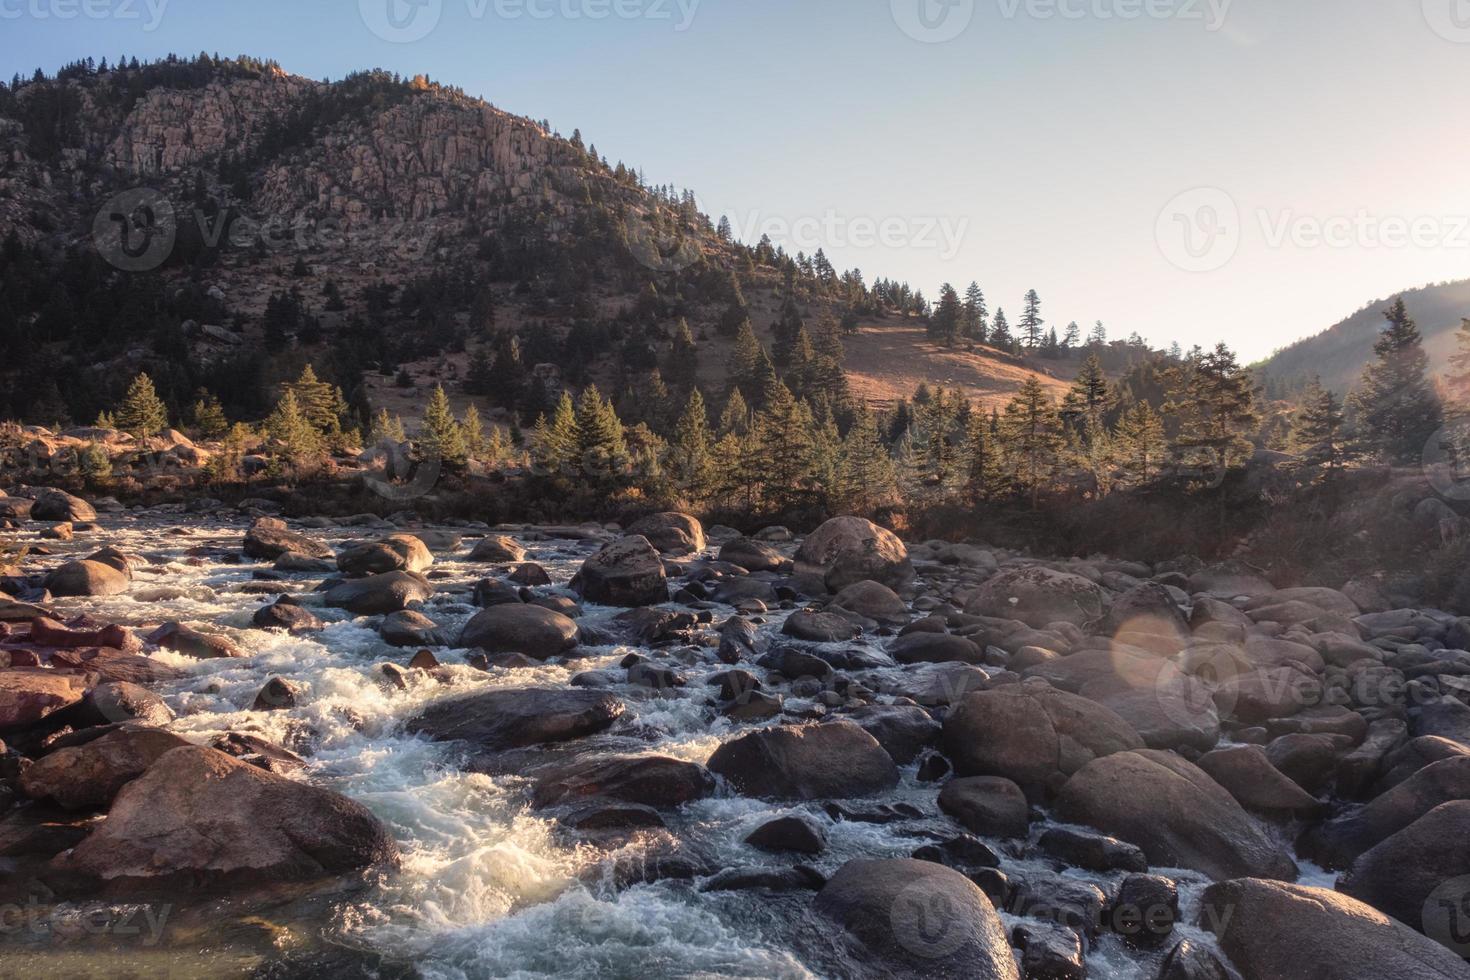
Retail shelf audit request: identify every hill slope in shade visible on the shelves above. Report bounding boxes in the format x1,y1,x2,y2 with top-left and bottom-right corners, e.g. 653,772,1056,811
1258,279,1470,394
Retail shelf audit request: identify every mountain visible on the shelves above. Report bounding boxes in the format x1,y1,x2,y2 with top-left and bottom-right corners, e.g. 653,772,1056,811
1256,278,1470,396
0,54,1087,428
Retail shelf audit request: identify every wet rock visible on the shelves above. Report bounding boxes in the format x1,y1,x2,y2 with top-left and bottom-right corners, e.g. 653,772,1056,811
1264,732,1352,795
937,776,1029,838
253,677,302,710
28,616,136,651
1011,920,1085,980
531,755,714,809
251,597,324,634
31,489,96,523
746,814,827,854
1054,749,1298,882
243,517,332,561
325,571,433,614
1110,873,1178,949
210,732,306,773
702,865,825,892
707,668,762,701
1038,826,1148,873
560,800,665,830
336,534,433,575
760,646,834,682
468,535,526,563
1300,756,1470,869
889,632,985,665
829,581,908,625
273,552,335,573
21,726,191,810
49,746,399,895
1199,878,1470,980
1158,939,1234,980
376,610,445,648
78,681,174,728
724,690,783,721
572,536,669,607
911,833,1001,872
812,858,1019,979
0,669,91,731
889,662,990,706
1373,735,1470,795
964,566,1108,628
1009,870,1109,936
845,705,940,765
794,517,914,594
407,688,624,751
626,512,705,556
718,537,788,573
146,621,243,659
507,563,552,586
1196,745,1322,815
782,610,860,643
43,559,130,597
627,661,684,690
942,681,1144,801
1338,800,1470,936
707,721,899,800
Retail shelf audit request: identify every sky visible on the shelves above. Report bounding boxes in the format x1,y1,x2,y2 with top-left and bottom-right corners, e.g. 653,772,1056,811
4,0,1470,360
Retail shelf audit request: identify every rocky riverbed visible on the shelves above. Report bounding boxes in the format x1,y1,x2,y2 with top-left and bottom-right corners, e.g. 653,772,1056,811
1,492,1469,979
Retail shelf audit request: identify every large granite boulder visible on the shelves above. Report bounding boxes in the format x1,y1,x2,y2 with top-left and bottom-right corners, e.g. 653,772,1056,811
707,721,899,800
468,535,527,563
794,517,913,593
812,859,1020,979
48,746,399,895
1338,800,1470,938
43,559,130,597
941,681,1143,801
407,688,623,751
1300,756,1470,869
572,536,669,607
964,566,1108,628
324,571,433,615
626,513,706,556
243,517,332,561
31,489,96,523
458,604,579,660
21,726,191,810
1054,750,1299,882
336,534,433,575
531,755,714,809
0,669,91,731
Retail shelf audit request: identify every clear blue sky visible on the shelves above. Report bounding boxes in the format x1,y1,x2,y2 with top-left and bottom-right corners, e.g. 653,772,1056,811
5,0,1468,360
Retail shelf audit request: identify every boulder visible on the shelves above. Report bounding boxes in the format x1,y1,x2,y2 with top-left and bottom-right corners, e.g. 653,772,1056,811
243,518,332,561
468,535,526,563
707,721,899,800
830,581,908,624
379,610,449,648
964,566,1107,628
845,705,941,765
572,536,669,607
325,571,433,615
942,681,1144,801
21,726,191,810
718,537,787,573
1197,746,1322,815
1338,800,1470,938
251,598,324,634
1186,561,1275,598
49,746,399,895
31,490,96,523
80,681,174,727
746,814,827,854
1088,583,1189,650
531,755,714,809
782,610,860,643
146,622,243,659
812,859,1020,979
938,776,1029,838
0,669,91,731
1300,756,1470,869
459,604,579,660
890,632,985,665
1054,750,1298,882
336,534,433,575
794,517,914,593
407,688,623,751
1199,878,1470,980
43,559,130,597
1077,659,1221,754
626,513,706,556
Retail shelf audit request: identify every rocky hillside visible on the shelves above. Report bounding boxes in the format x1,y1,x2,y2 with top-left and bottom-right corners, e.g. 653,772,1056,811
1257,278,1470,396
0,55,1081,426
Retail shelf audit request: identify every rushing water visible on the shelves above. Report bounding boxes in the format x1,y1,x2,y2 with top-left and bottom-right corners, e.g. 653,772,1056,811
2,512,1302,979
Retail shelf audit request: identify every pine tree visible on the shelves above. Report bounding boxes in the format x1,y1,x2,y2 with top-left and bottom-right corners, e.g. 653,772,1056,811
963,282,987,342
754,382,818,514
420,385,468,466
372,409,406,443
963,408,1007,504
1115,401,1166,484
837,403,899,514
1061,354,1112,432
929,284,964,347
116,372,169,438
1349,298,1443,465
726,319,766,403
266,390,324,462
720,388,752,437
665,318,699,390
532,392,580,476
990,308,1013,349
1164,343,1260,476
575,385,627,482
1019,290,1044,348
1291,380,1348,472
461,404,486,461
188,390,229,439
667,388,714,501
1000,377,1064,507
285,365,347,437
